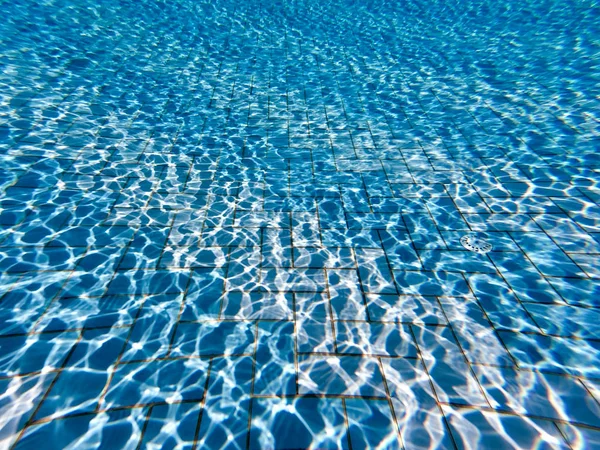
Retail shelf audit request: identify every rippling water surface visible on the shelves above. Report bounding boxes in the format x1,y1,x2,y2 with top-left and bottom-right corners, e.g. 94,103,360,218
1,0,600,448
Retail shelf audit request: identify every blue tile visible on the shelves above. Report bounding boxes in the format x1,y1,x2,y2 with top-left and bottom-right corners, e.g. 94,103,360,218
570,253,600,278
121,294,182,361
249,397,349,449
34,370,108,420
104,358,208,408
140,402,201,449
486,196,562,214
497,331,600,378
171,321,255,357
327,269,368,320
234,211,290,228
261,244,293,268
438,297,515,366
426,201,471,231
411,325,489,407
158,246,228,269
558,423,600,449
490,252,566,304
196,357,253,449
463,213,540,232
0,372,56,446
524,303,600,339
0,247,85,273
296,315,335,353
381,358,456,450
370,197,425,213
260,268,327,293
106,269,190,296
179,268,226,320
254,321,296,395
14,408,147,450
222,291,293,320
547,277,600,308
64,328,128,371
0,273,66,335
465,273,540,332
510,232,586,278
475,366,600,427
443,407,569,449
355,248,398,294
336,321,417,357
106,208,174,227
394,270,470,296
298,355,387,397
291,214,322,246
366,293,448,324
321,228,382,248
37,294,141,331
347,213,406,230
419,249,497,274
378,229,422,269
346,399,402,450
0,331,79,376
316,197,347,229
293,246,355,268
117,226,169,270
1,0,599,446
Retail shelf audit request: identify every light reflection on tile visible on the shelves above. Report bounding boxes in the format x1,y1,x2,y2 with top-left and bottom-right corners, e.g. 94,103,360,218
1,0,599,447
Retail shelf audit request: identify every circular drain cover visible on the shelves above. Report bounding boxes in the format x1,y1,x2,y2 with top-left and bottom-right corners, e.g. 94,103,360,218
460,233,492,254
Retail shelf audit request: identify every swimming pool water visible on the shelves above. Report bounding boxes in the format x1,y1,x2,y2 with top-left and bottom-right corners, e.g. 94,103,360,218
1,0,600,448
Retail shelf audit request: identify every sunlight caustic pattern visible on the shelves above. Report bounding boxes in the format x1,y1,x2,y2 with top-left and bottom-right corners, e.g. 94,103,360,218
1,0,600,448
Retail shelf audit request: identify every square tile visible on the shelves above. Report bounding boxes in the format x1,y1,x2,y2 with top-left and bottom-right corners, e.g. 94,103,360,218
103,358,208,408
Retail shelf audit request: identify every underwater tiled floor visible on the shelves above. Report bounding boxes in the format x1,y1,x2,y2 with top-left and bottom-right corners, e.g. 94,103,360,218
1,0,600,448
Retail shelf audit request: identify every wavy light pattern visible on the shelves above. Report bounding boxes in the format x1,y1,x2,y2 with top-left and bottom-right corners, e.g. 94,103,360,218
0,0,599,448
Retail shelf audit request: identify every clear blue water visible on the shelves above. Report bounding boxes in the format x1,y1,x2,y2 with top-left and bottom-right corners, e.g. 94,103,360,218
1,0,599,448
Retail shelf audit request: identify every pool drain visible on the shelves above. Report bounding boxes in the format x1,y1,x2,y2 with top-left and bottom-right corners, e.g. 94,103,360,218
460,233,492,254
